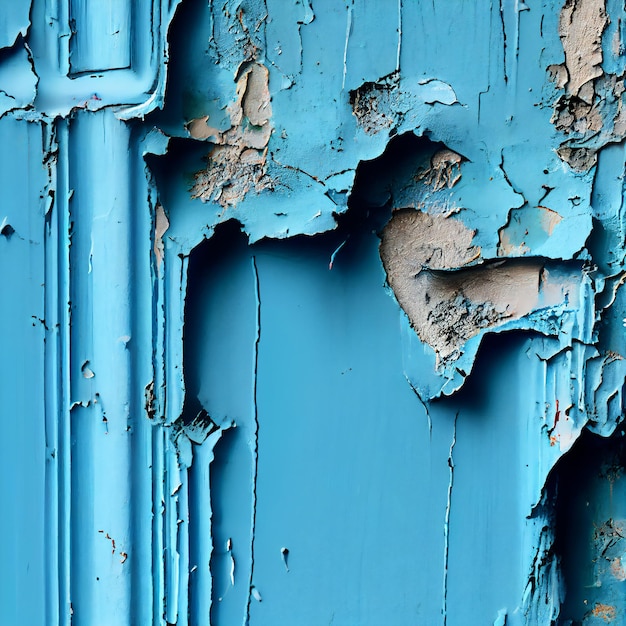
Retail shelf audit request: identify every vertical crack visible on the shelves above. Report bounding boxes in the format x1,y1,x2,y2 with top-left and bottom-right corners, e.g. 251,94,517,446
396,0,402,72
342,1,353,91
404,374,432,439
499,0,508,84
245,255,261,624
442,413,458,626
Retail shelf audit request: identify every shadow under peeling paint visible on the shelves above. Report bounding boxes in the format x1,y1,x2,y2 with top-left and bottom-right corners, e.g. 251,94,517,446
552,426,626,625
183,221,265,624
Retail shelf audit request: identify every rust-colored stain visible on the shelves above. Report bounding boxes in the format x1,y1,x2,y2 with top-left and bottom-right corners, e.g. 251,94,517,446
610,557,626,581
548,400,561,446
98,530,117,554
592,603,617,620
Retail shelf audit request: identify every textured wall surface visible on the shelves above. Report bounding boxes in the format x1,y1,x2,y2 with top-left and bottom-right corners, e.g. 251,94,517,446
2,0,626,624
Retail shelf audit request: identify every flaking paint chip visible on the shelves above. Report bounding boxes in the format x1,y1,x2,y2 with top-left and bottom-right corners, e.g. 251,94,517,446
81,360,95,379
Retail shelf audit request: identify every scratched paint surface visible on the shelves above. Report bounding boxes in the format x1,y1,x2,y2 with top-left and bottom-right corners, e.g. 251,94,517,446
2,0,626,624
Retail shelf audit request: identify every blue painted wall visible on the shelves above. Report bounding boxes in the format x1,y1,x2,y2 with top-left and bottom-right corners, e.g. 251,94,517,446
2,0,626,624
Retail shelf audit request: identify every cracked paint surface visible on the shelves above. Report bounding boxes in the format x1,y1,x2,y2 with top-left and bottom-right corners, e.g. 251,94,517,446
3,0,626,624
188,62,274,207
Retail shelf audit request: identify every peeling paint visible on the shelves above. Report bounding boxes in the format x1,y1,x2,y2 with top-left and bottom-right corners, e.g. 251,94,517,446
493,608,508,626
418,149,463,191
380,208,581,364
549,0,626,170
442,415,457,626
0,38,37,115
591,603,617,621
5,0,626,624
417,78,459,106
153,203,169,269
350,71,399,134
498,206,563,256
191,63,274,207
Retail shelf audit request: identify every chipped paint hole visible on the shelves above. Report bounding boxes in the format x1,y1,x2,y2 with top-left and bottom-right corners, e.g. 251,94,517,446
0,222,15,238
349,71,399,135
281,547,290,572
348,132,462,214
81,360,95,379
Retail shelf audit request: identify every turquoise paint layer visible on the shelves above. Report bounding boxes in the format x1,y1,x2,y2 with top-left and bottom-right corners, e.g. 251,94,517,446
0,1,31,49
151,0,626,622
3,0,626,624
0,116,46,626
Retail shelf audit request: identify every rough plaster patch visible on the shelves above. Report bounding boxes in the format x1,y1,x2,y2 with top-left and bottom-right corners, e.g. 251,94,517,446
380,209,579,362
349,71,398,134
191,63,274,206
549,0,626,170
536,206,562,235
556,145,599,171
610,557,626,581
381,209,480,273
551,92,604,134
186,115,221,141
551,73,626,144
558,0,607,98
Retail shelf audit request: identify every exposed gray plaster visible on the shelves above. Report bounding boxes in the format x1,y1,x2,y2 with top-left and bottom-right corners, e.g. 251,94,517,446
380,209,581,363
190,63,274,207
